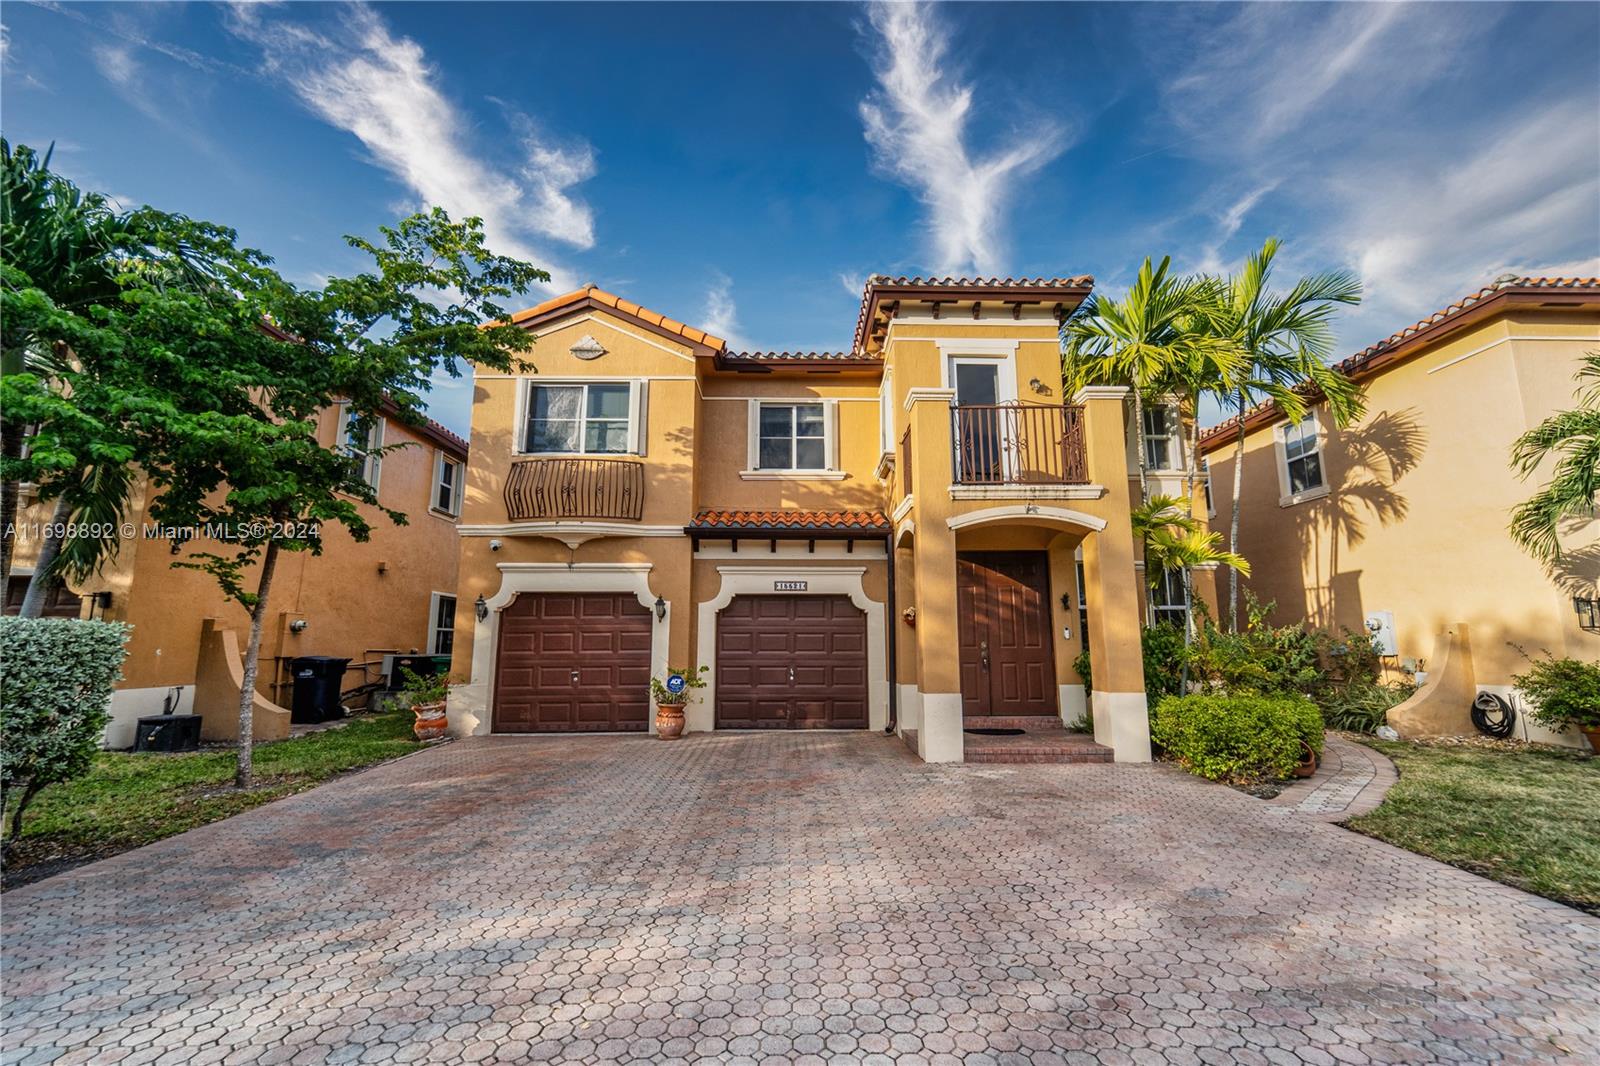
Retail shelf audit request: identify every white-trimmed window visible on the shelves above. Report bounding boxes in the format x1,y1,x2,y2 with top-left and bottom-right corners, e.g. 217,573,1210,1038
433,451,464,516
1281,414,1325,497
746,400,837,474
1142,404,1180,470
520,381,646,455
336,405,383,491
428,593,456,656
1151,569,1187,628
877,369,895,456
1201,457,1215,517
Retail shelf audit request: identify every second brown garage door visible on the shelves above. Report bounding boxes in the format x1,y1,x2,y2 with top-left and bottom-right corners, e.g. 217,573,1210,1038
715,595,868,729
493,593,651,732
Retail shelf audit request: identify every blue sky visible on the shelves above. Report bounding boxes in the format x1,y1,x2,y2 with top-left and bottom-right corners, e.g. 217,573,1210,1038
3,1,1597,435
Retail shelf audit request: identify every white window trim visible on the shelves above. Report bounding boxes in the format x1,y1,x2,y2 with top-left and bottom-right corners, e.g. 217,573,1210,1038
941,351,1019,404
513,378,647,457
743,399,838,476
1140,403,1184,473
427,591,457,656
336,404,384,494
1200,457,1216,519
1274,411,1330,507
877,367,896,460
431,450,464,518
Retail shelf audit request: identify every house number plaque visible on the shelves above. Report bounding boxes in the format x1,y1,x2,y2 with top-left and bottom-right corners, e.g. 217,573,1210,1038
773,580,808,592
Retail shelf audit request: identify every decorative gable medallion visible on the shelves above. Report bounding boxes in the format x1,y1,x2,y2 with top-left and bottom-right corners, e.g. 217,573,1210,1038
569,334,607,361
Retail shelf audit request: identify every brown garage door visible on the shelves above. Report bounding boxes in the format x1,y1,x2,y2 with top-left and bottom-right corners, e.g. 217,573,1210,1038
493,593,651,732
715,595,868,729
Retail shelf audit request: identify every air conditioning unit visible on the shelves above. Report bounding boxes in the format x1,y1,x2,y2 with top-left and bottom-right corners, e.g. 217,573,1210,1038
1364,611,1397,656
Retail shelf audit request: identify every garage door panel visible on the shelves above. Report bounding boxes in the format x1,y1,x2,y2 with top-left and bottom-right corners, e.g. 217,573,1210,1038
716,594,869,730
493,593,651,733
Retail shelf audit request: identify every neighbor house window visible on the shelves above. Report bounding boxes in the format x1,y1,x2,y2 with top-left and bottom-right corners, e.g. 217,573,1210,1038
428,593,456,656
336,405,383,491
1142,405,1179,470
1282,414,1324,496
1151,569,1187,628
523,382,635,454
757,402,827,470
1201,457,1214,516
433,452,463,516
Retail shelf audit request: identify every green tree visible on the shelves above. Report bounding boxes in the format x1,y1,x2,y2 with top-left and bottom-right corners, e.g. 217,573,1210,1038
1510,351,1600,568
1207,238,1363,630
1132,494,1250,687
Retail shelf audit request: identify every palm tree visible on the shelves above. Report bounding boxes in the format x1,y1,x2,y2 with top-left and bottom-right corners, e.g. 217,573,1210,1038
1207,238,1363,630
1062,256,1228,506
1510,350,1600,567
1133,495,1250,687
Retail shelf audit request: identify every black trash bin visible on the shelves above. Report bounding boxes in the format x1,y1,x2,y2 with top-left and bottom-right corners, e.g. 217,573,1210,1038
387,653,444,691
290,656,350,724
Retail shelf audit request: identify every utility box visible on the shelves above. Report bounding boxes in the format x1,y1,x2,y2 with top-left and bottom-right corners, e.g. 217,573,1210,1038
1364,611,1398,656
290,656,350,724
387,653,446,691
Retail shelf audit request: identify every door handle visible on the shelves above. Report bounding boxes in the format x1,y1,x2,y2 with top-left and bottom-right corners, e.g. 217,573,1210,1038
570,669,579,684
788,666,795,684
980,641,989,670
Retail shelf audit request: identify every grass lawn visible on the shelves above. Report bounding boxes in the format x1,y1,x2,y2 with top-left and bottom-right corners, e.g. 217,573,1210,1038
1347,738,1600,914
3,705,423,890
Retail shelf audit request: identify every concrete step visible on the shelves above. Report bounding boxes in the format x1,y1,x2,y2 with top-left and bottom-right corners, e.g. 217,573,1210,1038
963,716,1065,731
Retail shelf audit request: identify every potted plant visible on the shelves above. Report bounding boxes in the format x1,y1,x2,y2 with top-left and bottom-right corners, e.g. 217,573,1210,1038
648,666,708,740
1513,653,1600,752
399,668,450,741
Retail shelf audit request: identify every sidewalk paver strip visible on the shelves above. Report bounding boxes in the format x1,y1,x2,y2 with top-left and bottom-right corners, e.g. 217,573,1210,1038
3,732,1596,1065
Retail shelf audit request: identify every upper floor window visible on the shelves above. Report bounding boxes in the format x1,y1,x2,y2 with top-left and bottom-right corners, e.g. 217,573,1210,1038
1142,404,1179,470
433,452,464,517
522,381,642,455
1201,457,1214,516
336,405,383,491
1282,414,1324,496
428,593,456,656
757,402,827,471
1151,568,1187,628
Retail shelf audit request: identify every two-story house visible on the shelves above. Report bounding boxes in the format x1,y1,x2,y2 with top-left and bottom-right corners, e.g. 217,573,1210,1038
447,277,1172,764
6,407,469,747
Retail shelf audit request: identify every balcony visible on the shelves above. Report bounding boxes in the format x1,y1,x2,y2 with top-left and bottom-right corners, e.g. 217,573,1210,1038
504,458,645,521
951,403,1088,486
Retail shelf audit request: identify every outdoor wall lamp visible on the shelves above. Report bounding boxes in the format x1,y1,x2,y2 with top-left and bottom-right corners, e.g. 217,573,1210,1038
475,595,488,622
1060,592,1073,612
1575,597,1600,633
654,595,667,622
289,619,308,634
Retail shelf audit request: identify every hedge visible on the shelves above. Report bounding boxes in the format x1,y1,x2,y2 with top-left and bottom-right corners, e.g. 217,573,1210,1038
1,617,131,845
1151,694,1323,784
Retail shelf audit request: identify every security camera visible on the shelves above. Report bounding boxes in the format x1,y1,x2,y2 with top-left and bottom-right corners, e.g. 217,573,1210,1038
489,539,503,552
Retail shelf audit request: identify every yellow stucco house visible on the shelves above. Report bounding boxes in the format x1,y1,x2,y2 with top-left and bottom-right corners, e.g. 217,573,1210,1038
1201,277,1600,747
446,276,1205,764
6,408,469,747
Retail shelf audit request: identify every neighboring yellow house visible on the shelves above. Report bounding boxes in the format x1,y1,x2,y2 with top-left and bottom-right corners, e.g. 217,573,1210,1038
447,277,1201,764
1201,277,1600,747
5,407,469,747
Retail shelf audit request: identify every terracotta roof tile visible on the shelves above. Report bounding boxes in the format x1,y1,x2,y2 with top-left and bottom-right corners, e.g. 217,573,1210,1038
1198,276,1600,452
721,350,881,363
504,285,728,351
689,509,890,532
851,274,1095,354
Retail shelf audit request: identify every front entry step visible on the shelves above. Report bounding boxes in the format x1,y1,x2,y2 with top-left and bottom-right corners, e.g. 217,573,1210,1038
962,720,1113,764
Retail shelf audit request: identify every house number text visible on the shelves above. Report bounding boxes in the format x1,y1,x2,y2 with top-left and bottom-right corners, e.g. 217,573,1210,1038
773,580,808,591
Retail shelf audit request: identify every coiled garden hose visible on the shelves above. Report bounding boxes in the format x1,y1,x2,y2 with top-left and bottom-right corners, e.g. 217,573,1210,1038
1471,692,1516,739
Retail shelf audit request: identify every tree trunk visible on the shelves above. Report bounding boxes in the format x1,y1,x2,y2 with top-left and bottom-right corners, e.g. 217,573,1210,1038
1182,393,1204,641
3,778,45,861
235,539,281,790
18,496,72,618
1227,388,1247,632
1130,391,1153,624
0,419,23,609
1179,567,1195,693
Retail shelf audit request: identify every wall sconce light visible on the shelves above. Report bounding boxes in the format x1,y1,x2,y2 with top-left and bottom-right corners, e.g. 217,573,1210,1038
902,606,917,627
1060,592,1073,612
475,595,488,622
1029,377,1046,394
289,619,308,634
654,595,667,622
1575,596,1600,632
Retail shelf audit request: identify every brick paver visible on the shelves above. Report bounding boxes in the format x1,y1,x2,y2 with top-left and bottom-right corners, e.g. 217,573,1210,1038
4,732,1598,1065
1271,734,1400,821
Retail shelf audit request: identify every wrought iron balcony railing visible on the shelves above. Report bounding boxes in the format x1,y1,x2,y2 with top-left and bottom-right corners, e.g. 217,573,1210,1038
950,403,1089,485
504,458,645,521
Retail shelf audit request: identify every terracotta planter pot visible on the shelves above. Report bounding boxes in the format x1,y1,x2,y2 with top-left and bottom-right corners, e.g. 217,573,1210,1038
412,700,448,742
655,702,686,740
1582,727,1600,755
1293,740,1319,779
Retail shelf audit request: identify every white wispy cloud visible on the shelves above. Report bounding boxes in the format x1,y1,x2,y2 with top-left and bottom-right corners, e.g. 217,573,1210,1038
858,1,1067,276
701,272,747,350
226,2,595,288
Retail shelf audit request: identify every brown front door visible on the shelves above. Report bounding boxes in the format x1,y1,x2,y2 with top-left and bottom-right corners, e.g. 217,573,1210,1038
715,595,868,729
493,593,652,732
957,551,1056,717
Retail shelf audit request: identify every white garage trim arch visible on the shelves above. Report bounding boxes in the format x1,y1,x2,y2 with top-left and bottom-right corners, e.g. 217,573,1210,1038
447,562,669,737
695,565,888,734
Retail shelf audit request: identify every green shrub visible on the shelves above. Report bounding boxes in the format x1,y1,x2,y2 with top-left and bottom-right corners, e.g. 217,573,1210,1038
1186,595,1322,697
1,617,131,847
1141,624,1187,702
1317,681,1414,734
1151,694,1323,784
1072,648,1092,695
1513,654,1600,731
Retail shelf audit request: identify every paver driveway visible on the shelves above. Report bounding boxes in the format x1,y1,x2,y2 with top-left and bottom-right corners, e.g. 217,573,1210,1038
4,732,1598,1065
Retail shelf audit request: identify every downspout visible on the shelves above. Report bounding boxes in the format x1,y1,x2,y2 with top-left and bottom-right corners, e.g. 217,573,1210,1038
883,529,898,735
